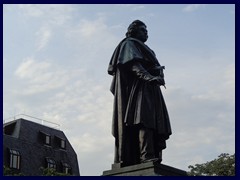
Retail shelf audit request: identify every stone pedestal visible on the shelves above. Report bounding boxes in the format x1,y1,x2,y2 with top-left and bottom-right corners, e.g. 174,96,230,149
102,162,188,176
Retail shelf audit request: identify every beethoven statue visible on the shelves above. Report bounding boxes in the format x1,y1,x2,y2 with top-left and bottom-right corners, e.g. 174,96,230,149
108,20,172,167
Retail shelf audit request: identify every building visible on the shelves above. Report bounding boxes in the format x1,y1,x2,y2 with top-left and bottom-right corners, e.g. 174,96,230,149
3,117,80,176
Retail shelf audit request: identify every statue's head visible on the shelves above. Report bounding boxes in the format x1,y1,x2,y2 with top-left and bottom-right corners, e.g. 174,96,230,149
126,20,148,42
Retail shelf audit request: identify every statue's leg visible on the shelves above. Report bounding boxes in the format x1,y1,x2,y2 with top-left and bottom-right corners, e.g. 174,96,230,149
122,126,140,166
154,134,166,163
139,126,156,163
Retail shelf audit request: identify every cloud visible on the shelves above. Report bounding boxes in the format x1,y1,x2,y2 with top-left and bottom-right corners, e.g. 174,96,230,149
71,133,114,176
191,63,235,106
78,19,102,38
18,4,44,17
15,57,51,79
37,77,114,176
162,82,235,170
64,17,119,71
39,76,113,131
14,57,78,95
18,4,73,25
16,5,75,52
35,26,52,51
10,16,119,175
183,4,206,12
11,55,115,175
67,18,116,43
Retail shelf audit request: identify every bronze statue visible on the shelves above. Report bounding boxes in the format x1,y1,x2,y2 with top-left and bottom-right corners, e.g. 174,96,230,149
108,20,172,167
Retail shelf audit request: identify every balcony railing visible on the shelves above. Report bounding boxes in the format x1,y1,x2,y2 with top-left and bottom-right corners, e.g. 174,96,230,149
3,114,60,130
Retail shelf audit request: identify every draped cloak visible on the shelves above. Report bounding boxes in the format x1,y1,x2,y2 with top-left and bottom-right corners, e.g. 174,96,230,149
108,37,172,166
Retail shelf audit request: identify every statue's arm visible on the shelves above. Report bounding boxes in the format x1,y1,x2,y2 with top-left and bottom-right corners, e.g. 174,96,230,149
130,61,165,86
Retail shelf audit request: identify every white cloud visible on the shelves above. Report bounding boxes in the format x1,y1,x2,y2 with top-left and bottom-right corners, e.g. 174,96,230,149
183,4,206,12
79,20,101,38
14,57,77,95
37,79,114,176
68,18,111,41
191,63,235,106
72,133,114,176
35,26,52,51
39,76,113,131
15,57,51,79
162,83,235,171
64,18,119,71
18,4,73,25
18,4,44,17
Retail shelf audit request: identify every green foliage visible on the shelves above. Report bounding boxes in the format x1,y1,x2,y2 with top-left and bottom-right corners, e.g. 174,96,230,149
188,153,235,176
3,166,24,176
4,166,71,176
40,167,71,176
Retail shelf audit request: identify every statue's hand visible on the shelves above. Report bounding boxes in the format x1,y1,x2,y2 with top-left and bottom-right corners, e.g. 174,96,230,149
151,76,165,86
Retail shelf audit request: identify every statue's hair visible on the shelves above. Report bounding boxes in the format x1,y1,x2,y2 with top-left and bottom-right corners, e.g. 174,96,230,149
125,20,146,38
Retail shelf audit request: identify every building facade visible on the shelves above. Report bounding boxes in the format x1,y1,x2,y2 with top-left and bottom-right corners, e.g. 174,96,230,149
3,118,80,176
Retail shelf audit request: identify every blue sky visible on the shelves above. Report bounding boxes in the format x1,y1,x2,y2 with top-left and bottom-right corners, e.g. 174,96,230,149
3,4,235,176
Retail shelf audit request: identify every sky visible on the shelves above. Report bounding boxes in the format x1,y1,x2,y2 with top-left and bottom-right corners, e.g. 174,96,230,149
3,4,235,176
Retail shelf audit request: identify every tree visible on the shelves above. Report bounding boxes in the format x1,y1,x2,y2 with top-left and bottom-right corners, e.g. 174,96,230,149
188,153,235,176
40,167,71,176
3,166,71,176
3,166,24,176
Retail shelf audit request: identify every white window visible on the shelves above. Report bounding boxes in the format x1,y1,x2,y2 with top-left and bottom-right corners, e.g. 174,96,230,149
9,149,20,169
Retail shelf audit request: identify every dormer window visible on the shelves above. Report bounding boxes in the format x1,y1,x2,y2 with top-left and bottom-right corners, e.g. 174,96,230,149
39,131,51,146
55,136,66,150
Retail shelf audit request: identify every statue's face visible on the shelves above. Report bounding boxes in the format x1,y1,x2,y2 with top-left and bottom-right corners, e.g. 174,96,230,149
135,25,148,43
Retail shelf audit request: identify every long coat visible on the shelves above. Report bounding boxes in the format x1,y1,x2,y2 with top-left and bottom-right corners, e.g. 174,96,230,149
108,37,172,166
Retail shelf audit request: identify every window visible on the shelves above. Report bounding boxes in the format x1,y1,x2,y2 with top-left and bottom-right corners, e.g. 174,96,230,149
45,134,51,145
4,122,17,135
60,139,66,149
46,158,56,169
9,149,21,169
62,162,71,174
